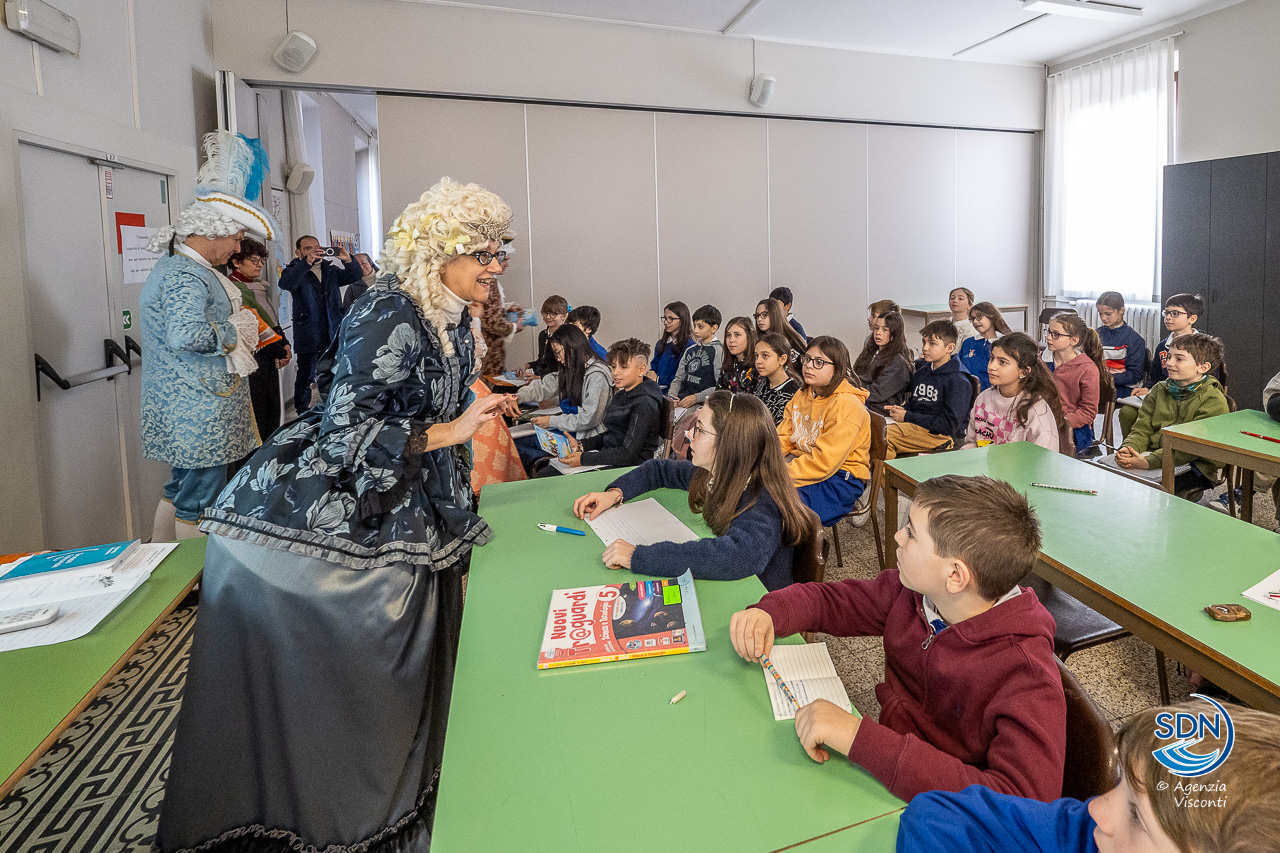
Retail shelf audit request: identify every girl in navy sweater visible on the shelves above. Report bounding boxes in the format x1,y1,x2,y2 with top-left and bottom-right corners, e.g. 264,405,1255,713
1094,291,1147,398
573,391,819,591
648,301,692,393
959,301,1012,391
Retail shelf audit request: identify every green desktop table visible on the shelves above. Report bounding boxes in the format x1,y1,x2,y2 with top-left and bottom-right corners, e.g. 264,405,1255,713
1161,409,1280,522
0,539,204,797
883,443,1280,712
433,470,904,852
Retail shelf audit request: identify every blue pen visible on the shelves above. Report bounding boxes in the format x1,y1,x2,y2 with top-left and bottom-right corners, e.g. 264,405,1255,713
537,523,586,536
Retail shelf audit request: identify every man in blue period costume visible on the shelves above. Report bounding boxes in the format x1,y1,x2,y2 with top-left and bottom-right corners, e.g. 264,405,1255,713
141,131,277,540
156,179,519,853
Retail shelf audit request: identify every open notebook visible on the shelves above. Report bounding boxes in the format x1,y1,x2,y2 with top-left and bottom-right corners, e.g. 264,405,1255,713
762,643,854,722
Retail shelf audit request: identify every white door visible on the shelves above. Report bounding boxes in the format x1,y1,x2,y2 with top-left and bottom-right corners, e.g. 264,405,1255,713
99,162,174,540
19,143,129,548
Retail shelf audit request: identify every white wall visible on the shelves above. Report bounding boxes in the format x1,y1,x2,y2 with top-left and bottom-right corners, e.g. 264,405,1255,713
379,96,1039,368
1173,0,1280,163
210,0,1044,132
0,0,214,551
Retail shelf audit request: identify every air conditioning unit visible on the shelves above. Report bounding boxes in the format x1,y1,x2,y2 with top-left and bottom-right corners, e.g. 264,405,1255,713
3,0,79,55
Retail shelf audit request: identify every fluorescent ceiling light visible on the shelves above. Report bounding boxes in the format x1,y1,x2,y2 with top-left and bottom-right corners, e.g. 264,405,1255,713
1023,0,1142,22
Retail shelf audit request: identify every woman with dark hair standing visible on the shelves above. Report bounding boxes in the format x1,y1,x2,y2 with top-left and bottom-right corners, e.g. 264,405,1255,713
648,301,692,393
574,391,819,591
226,238,291,444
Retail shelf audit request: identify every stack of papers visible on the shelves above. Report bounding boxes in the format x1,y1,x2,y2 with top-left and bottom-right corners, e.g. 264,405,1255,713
0,543,178,652
1242,566,1280,614
762,643,854,721
548,458,608,475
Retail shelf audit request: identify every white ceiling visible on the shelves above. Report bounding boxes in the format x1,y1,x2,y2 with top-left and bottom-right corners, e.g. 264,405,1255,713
399,0,1245,65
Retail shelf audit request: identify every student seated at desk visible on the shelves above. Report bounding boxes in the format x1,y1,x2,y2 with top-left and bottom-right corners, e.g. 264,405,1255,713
573,391,819,591
1046,313,1110,456
669,304,724,408
728,475,1066,803
1095,290,1147,399
885,320,971,459
853,310,914,416
959,302,1013,392
514,324,611,469
896,700,1280,853
1101,332,1228,499
568,304,608,360
1120,292,1203,438
779,336,872,526
751,332,801,425
962,333,1064,452
949,286,978,347
549,338,661,475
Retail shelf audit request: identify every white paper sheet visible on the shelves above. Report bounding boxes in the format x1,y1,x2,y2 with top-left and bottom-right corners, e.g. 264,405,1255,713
120,225,160,284
1095,454,1191,481
586,498,698,547
1242,565,1280,614
508,422,536,439
1117,395,1143,408
762,643,854,721
0,543,179,652
548,458,608,476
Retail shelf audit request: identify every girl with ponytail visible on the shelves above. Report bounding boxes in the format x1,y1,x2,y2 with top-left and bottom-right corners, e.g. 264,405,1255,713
962,332,1065,452
1046,313,1111,455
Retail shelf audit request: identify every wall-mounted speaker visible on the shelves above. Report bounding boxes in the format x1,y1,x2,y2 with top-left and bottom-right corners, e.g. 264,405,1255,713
748,74,775,107
285,163,314,194
273,30,317,73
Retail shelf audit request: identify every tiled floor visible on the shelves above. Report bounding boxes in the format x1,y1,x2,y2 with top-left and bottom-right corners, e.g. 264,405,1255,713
814,478,1274,729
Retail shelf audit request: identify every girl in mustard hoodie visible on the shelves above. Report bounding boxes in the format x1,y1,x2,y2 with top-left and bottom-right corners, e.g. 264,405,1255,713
778,336,872,526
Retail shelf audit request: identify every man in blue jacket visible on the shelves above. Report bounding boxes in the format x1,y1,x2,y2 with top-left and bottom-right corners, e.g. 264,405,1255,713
279,235,363,412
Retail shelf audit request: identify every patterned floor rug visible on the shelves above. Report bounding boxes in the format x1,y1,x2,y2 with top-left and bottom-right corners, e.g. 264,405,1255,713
0,593,197,853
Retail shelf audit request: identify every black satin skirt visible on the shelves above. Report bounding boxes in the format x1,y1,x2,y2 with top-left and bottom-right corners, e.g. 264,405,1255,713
155,533,465,853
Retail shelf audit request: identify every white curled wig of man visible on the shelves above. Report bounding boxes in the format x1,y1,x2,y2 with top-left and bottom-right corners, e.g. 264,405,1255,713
147,131,277,254
380,177,514,355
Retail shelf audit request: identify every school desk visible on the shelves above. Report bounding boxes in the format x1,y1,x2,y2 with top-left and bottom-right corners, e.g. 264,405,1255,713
0,539,204,798
882,442,1280,713
1160,409,1280,522
433,470,904,853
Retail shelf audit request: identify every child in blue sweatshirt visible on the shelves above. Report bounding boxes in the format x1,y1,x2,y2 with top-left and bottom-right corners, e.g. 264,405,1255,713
896,699,1280,853
885,320,972,459
1094,291,1147,398
572,391,819,591
568,305,608,360
959,302,1013,391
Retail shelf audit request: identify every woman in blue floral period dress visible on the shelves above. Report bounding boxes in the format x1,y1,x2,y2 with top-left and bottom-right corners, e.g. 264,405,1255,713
157,179,519,853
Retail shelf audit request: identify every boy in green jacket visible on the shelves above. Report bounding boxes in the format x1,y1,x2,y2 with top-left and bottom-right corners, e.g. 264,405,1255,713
1113,332,1228,498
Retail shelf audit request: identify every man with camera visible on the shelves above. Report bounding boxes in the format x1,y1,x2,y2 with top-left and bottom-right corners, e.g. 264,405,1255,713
279,234,364,412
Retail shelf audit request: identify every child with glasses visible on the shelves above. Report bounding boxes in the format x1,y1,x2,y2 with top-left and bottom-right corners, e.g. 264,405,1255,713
754,298,808,365
1119,292,1204,438
648,301,692,393
572,391,820,591
1045,313,1112,456
959,302,1012,392
778,336,872,526
885,320,972,459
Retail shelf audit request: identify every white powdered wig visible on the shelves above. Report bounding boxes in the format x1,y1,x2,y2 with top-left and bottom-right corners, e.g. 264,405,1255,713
379,178,514,355
146,205,244,254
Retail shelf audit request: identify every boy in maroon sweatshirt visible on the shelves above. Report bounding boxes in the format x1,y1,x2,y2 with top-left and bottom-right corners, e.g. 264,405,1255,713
729,474,1065,803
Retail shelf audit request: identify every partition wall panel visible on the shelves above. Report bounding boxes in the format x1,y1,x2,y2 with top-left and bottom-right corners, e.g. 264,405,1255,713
525,105,659,360
767,119,869,341
376,95,1037,369
867,125,957,309
654,112,771,327
955,130,1037,306
376,96,533,336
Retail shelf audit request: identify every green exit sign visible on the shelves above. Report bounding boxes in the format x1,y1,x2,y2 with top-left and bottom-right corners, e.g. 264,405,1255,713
122,310,132,330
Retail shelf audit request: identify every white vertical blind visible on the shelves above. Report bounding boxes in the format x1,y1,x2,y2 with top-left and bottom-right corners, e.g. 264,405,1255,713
1044,38,1175,303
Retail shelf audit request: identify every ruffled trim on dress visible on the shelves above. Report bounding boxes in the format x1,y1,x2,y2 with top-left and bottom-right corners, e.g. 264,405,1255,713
153,771,438,853
200,508,492,571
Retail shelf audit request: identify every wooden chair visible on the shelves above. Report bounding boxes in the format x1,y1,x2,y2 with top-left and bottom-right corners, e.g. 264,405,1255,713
1096,382,1117,451
1057,658,1120,801
826,412,888,570
796,534,830,643
657,396,676,459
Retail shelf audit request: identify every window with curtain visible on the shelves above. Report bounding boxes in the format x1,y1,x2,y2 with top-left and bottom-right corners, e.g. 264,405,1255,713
1044,38,1175,304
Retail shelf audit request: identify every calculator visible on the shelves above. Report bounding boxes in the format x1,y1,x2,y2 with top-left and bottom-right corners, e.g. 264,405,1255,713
0,606,60,635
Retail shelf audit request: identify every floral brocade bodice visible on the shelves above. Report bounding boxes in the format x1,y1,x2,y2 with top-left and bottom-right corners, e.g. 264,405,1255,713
203,281,491,569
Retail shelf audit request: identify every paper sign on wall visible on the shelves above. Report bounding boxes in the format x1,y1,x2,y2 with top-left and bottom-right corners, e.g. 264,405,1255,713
120,225,160,284
271,187,285,223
